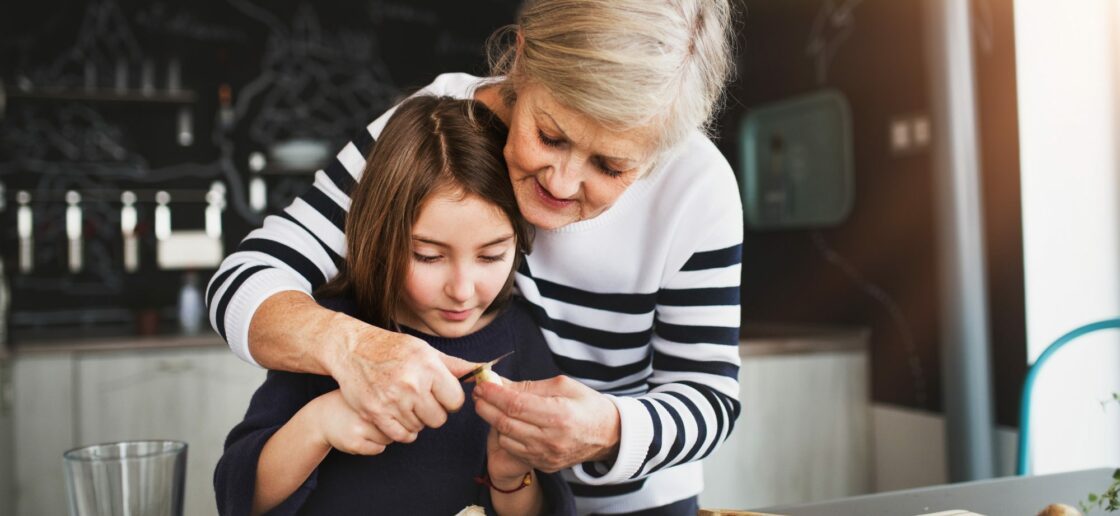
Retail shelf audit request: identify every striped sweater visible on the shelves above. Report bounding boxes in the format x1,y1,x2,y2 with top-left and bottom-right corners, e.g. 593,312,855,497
206,73,744,514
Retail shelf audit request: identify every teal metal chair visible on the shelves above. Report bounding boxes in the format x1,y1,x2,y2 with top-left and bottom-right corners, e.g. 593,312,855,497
1017,317,1120,475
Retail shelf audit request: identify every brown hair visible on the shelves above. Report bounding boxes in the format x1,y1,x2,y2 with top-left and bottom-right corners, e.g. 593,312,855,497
316,96,532,329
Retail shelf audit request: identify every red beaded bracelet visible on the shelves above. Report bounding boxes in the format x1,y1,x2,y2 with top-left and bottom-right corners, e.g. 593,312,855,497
474,471,533,493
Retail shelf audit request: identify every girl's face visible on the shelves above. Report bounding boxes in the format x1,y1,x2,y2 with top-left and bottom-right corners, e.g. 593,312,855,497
501,82,659,230
395,190,516,338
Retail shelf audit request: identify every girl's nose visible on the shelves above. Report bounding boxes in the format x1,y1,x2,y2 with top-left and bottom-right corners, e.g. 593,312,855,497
445,267,475,302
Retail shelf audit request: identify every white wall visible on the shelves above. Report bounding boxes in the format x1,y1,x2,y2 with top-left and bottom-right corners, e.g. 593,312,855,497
1014,0,1120,474
871,404,1017,492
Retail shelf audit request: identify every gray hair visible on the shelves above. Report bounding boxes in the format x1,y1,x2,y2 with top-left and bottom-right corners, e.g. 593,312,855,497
488,0,736,152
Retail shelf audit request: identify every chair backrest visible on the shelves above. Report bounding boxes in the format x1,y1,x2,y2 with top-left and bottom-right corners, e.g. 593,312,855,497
1017,317,1120,475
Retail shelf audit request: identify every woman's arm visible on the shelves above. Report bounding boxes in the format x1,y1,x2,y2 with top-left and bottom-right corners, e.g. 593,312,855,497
474,231,743,482
473,153,744,483
249,292,475,442
252,390,390,515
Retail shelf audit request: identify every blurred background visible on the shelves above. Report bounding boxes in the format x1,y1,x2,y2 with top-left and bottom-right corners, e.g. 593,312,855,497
1,0,1118,514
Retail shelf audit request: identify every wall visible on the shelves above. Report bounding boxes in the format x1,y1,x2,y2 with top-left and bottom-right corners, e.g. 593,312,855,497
721,0,1027,426
870,403,1018,491
1014,0,1120,474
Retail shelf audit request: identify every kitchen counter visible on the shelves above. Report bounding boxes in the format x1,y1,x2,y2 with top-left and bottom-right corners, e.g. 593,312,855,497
9,332,225,356
740,323,869,356
4,321,867,358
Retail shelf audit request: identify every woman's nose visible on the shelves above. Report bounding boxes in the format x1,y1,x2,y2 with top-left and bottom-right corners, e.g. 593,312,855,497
540,160,582,199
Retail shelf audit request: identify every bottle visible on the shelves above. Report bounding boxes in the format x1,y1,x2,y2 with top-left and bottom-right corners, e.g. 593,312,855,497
178,271,202,335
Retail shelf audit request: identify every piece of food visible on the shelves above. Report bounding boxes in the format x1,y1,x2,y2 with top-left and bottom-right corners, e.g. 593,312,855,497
455,504,487,516
1036,504,1081,516
475,366,503,386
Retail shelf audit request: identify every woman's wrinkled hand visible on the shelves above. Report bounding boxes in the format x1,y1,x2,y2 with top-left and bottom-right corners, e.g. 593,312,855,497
325,315,479,443
473,375,621,472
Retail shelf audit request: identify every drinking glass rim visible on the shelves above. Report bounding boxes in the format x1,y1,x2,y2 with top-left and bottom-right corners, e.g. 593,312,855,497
63,440,188,462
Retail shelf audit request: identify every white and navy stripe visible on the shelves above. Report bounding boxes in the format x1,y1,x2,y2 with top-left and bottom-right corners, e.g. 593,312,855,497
206,73,744,514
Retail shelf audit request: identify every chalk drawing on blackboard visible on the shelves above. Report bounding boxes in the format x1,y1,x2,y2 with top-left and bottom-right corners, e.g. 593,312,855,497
31,0,145,91
216,0,399,221
367,1,440,26
228,1,397,146
134,3,247,44
1,104,133,163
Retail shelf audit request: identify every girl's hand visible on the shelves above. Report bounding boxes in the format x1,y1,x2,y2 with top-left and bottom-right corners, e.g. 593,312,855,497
486,426,533,490
310,390,393,455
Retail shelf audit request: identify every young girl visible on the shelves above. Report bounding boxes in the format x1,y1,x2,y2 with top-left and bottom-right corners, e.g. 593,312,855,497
214,96,573,516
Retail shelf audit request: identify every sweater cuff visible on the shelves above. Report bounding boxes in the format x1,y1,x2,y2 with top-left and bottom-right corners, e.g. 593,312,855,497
223,268,312,368
570,395,652,485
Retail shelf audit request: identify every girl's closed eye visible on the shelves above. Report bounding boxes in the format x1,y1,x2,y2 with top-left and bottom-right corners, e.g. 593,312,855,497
413,252,442,263
479,251,509,263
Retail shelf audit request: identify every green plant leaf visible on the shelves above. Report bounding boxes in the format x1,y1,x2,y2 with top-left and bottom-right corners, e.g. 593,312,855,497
1113,468,1120,480
1091,494,1100,502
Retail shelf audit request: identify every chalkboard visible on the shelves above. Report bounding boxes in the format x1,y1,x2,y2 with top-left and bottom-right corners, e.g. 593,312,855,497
0,0,521,340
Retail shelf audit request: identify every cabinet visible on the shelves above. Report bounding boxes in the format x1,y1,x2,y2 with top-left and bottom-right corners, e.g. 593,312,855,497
11,339,265,516
12,352,74,516
0,356,15,516
700,325,871,509
9,327,871,514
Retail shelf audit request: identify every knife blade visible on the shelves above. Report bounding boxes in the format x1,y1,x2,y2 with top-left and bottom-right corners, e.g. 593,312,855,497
458,350,515,383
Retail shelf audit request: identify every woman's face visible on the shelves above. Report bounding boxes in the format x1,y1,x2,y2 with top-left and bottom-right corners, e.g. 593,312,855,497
502,82,659,230
396,190,516,338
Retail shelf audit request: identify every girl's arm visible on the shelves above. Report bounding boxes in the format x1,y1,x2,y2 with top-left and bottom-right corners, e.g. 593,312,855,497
252,390,390,515
486,427,546,516
247,292,476,445
489,471,544,516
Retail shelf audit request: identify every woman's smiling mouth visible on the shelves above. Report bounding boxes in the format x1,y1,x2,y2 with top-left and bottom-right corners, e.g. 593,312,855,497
533,180,576,209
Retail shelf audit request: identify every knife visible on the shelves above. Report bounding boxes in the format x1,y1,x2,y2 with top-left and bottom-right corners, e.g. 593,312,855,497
458,350,515,383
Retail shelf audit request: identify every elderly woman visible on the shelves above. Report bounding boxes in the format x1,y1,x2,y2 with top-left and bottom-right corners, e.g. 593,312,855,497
208,0,742,513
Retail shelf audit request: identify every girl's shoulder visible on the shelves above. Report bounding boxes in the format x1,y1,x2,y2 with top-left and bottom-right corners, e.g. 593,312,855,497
502,299,563,381
316,295,358,318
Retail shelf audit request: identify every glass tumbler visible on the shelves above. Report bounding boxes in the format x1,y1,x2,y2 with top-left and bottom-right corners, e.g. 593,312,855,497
63,440,187,516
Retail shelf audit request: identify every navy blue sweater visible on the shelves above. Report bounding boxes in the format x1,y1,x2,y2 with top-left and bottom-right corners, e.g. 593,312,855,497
214,298,574,515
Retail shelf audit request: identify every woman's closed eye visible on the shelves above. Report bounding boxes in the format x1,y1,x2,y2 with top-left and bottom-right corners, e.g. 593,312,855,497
594,157,624,178
537,128,564,148
538,128,626,178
